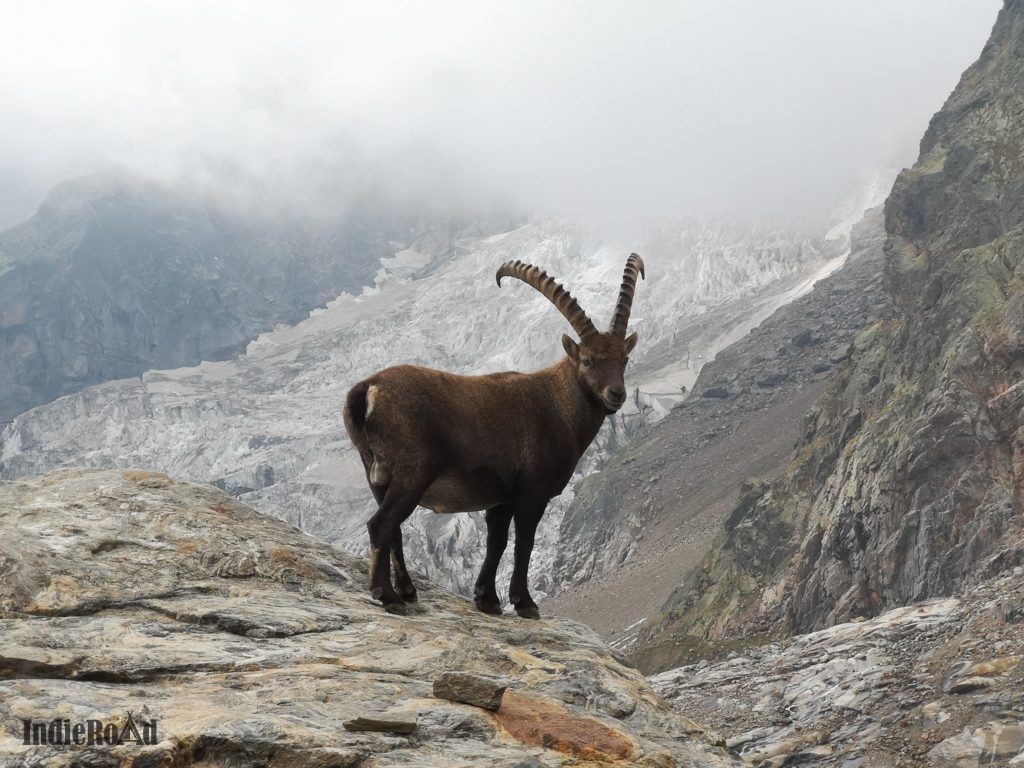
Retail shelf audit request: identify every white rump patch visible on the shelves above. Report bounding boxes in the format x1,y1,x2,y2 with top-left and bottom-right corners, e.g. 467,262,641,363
366,385,379,417
370,460,390,486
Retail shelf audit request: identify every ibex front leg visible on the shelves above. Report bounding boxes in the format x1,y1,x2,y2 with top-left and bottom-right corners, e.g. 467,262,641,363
509,500,547,619
474,504,514,615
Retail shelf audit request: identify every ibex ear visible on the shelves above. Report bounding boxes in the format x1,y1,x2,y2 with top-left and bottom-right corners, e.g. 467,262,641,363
562,334,580,362
624,332,639,354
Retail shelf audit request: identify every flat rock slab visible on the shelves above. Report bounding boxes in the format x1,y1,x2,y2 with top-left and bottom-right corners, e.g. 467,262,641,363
948,676,997,694
0,469,734,767
433,672,508,710
343,715,417,734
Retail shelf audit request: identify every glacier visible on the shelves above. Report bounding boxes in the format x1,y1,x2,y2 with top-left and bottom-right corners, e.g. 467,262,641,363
0,209,875,600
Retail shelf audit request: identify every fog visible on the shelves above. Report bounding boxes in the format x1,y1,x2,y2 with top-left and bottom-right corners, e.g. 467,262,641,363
0,1,1003,230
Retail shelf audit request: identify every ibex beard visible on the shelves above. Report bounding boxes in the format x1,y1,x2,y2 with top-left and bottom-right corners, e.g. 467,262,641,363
343,253,645,618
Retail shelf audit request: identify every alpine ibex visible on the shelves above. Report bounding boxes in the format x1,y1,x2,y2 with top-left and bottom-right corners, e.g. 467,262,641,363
343,253,644,617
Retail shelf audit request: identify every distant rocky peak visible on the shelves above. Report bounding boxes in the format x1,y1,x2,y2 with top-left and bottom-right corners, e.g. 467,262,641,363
639,0,1024,662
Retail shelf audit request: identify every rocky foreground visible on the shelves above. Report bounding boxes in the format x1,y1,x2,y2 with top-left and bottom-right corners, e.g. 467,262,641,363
652,566,1024,767
0,469,733,767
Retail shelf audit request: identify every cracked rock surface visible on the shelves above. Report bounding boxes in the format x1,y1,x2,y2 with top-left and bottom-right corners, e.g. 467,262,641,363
652,567,1024,767
0,469,735,767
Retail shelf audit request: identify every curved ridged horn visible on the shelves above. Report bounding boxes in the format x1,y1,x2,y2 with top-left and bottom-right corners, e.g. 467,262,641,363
608,253,645,338
496,260,598,341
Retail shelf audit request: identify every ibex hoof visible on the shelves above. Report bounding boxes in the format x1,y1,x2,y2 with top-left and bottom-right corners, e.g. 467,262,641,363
399,587,419,603
474,596,504,615
515,604,541,620
383,600,409,616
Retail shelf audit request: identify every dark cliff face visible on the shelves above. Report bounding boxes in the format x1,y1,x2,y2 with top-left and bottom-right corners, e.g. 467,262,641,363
0,174,434,423
637,0,1024,669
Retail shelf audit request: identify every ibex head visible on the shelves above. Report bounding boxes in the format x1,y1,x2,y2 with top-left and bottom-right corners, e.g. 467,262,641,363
496,253,645,413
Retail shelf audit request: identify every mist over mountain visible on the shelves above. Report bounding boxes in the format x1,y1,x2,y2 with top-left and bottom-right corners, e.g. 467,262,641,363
0,2,1001,230
0,172,497,423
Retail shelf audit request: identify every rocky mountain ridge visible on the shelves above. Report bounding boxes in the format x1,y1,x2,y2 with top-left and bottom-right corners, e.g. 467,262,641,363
0,173,462,424
638,0,1024,670
0,469,734,768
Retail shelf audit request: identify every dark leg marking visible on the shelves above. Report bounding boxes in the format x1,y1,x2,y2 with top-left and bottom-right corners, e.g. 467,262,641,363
391,527,418,603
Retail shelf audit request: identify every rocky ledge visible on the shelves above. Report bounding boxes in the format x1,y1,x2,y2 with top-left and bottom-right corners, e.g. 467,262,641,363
652,566,1024,767
0,469,734,767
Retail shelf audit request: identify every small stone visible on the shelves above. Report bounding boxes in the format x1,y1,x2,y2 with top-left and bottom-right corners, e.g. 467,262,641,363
701,386,730,399
509,759,547,768
343,714,417,734
792,329,819,347
829,345,851,363
757,371,788,388
433,672,508,711
812,362,830,373
948,676,996,694
702,729,726,747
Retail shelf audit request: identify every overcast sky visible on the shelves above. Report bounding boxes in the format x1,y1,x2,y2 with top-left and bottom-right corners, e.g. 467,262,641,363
0,1,1004,229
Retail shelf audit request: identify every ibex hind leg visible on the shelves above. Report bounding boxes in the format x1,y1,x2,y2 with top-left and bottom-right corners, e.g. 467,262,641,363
371,483,413,602
366,476,432,615
390,528,418,604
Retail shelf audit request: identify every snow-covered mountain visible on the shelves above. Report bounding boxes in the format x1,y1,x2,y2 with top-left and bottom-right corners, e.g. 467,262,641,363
0,212,863,598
